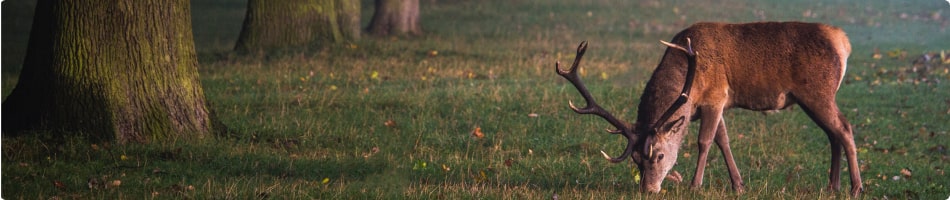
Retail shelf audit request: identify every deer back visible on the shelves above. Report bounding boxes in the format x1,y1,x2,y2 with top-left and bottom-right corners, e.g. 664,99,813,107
636,22,851,130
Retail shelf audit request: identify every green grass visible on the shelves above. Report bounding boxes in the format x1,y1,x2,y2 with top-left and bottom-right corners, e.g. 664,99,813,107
3,0,950,199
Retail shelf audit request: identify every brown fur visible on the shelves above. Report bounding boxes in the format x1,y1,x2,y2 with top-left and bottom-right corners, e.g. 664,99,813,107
631,22,862,196
558,21,863,197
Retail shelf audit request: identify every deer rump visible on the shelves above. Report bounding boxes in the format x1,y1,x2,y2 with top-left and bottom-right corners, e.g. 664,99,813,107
559,21,862,197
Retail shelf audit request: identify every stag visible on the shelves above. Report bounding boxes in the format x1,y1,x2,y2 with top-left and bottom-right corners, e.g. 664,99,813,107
556,22,863,197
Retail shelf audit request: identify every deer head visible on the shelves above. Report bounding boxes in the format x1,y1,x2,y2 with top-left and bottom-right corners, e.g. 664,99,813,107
556,38,697,193
557,22,863,197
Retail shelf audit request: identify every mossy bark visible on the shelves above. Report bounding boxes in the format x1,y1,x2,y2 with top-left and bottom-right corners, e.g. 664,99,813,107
233,0,360,53
367,0,422,36
1,0,212,143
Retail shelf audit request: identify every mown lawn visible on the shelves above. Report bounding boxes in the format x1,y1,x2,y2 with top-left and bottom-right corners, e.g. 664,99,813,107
3,0,949,199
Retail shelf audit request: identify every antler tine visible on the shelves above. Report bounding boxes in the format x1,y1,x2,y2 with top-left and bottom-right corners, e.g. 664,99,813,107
600,133,637,163
556,41,637,162
555,41,589,75
660,38,696,56
654,37,698,132
556,41,628,131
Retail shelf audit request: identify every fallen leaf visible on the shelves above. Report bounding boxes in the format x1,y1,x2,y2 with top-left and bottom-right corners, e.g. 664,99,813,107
527,113,540,118
474,170,488,183
110,180,122,187
384,120,396,128
413,160,428,170
900,168,912,178
471,127,485,139
53,180,66,190
504,159,514,167
631,166,641,183
362,146,380,158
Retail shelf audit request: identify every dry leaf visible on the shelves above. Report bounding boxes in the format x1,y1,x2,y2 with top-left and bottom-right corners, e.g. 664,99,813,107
900,168,912,178
363,146,380,158
53,180,66,190
109,180,122,187
384,120,396,128
471,127,485,139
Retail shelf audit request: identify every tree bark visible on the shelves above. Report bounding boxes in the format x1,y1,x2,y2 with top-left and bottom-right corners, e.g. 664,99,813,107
233,0,360,53
1,0,213,143
367,0,422,36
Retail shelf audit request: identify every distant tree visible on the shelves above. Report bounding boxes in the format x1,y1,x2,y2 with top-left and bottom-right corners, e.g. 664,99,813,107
2,0,215,143
233,0,360,52
366,0,422,36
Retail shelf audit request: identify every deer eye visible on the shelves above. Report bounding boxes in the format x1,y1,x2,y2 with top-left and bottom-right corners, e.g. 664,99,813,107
657,153,664,161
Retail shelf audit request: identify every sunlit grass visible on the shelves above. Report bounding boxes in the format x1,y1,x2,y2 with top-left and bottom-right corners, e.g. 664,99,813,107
3,0,949,199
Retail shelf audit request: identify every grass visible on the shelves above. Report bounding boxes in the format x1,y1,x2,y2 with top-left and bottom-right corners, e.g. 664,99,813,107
3,0,950,199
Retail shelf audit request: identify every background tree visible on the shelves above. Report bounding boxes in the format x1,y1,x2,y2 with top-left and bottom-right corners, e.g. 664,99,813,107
233,0,360,53
366,0,422,36
2,0,214,143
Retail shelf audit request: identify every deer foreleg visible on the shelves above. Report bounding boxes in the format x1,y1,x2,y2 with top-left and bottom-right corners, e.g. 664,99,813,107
690,106,724,190
714,119,745,193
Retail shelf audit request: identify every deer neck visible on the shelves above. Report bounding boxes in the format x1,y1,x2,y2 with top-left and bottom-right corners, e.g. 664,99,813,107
635,50,693,133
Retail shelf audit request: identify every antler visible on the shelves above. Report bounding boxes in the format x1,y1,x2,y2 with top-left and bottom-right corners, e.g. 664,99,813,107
556,41,637,163
654,38,698,133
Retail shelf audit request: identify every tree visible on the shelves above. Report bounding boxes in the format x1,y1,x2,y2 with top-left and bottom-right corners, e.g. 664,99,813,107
366,0,422,36
2,0,214,143
233,0,360,53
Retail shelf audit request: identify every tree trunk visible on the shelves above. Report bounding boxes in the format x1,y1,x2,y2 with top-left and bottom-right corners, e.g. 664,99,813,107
1,0,213,143
233,0,360,53
367,0,422,36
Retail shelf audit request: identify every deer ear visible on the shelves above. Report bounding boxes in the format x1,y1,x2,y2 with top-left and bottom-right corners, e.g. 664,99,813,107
657,116,685,135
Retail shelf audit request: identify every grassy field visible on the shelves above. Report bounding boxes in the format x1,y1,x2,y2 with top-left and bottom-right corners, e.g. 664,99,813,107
3,0,950,199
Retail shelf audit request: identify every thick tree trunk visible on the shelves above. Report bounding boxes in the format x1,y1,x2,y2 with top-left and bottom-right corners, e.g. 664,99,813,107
1,0,213,143
367,0,422,36
233,0,360,53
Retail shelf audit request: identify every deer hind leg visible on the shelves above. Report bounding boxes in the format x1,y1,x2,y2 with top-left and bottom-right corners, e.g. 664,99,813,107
795,96,863,197
714,119,745,193
690,105,724,190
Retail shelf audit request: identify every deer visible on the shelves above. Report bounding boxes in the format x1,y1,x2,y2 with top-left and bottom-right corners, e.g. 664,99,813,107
555,22,863,197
